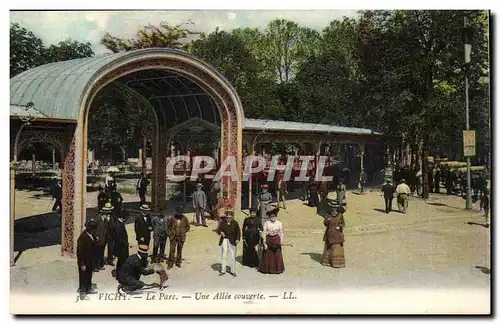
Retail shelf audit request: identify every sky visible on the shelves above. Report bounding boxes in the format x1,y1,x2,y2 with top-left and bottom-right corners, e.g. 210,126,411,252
10,10,360,54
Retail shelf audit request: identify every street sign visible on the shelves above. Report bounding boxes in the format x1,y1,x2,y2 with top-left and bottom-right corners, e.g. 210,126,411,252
463,130,476,157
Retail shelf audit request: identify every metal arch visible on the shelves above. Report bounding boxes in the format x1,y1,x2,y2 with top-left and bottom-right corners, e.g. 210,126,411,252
127,80,172,129
165,117,220,147
186,131,219,151
112,83,162,129
174,76,204,122
158,77,190,121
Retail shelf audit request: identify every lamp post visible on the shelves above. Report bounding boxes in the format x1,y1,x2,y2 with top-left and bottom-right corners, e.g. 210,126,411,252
10,102,36,266
463,16,473,210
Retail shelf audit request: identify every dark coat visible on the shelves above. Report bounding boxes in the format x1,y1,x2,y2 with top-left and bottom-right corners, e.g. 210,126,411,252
52,184,62,199
114,219,129,257
134,214,152,242
92,213,110,246
97,192,109,210
242,216,263,245
382,183,395,199
151,215,169,239
323,214,345,244
137,176,150,193
77,231,95,268
110,191,123,211
217,219,241,246
117,254,153,283
167,214,190,242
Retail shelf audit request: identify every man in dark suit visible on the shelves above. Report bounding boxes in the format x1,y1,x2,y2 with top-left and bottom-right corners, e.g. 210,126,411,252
96,186,108,212
381,180,395,213
136,172,150,205
92,203,113,270
216,209,241,277
117,245,155,292
77,220,98,300
112,212,129,279
167,205,190,269
135,204,153,252
51,180,62,212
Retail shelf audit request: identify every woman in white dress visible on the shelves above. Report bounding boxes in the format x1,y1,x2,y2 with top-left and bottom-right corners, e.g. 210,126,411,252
258,208,285,274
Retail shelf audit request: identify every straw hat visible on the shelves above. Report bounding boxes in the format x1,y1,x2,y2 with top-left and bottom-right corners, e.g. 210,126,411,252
138,245,149,254
101,202,114,213
139,204,151,212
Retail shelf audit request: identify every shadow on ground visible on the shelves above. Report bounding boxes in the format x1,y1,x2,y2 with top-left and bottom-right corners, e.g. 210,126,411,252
301,252,323,264
475,266,490,275
14,212,61,251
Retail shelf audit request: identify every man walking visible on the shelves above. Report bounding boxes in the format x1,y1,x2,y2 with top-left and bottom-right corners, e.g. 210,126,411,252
167,206,190,269
217,209,241,277
192,183,207,227
51,180,62,212
381,180,395,213
77,220,98,300
151,213,169,263
136,172,150,205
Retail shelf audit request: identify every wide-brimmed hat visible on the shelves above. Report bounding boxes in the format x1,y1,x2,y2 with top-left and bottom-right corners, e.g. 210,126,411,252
138,244,149,254
139,204,151,211
196,183,203,187
101,202,114,213
261,184,268,189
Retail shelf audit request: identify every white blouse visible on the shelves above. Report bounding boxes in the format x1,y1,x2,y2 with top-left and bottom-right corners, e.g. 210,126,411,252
263,220,284,243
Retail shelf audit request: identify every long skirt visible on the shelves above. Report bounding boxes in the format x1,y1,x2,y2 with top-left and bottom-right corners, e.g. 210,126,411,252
322,242,345,268
242,240,260,268
259,235,285,274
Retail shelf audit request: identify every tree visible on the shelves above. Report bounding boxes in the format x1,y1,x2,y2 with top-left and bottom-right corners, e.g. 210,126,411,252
43,39,94,63
10,23,45,77
264,19,321,83
101,21,198,53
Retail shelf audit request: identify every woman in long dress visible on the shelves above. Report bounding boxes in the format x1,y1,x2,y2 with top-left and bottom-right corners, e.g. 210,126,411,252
322,206,346,268
242,208,263,268
258,208,285,274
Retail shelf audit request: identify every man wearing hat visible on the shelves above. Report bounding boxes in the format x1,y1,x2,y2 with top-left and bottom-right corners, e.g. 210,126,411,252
135,204,153,254
117,245,155,292
192,182,207,227
77,220,98,299
258,184,273,228
92,202,114,271
216,208,241,276
167,205,190,269
216,191,231,220
96,186,109,212
381,180,395,213
113,212,129,279
51,179,62,213
136,172,150,205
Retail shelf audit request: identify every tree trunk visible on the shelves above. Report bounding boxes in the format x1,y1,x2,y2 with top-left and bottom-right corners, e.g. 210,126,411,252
421,133,429,199
121,146,126,163
141,135,147,174
32,153,35,177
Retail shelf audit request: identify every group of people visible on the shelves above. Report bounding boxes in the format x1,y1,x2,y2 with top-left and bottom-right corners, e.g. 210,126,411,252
381,179,411,214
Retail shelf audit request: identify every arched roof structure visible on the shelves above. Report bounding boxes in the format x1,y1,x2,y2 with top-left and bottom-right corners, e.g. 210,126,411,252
10,48,226,128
